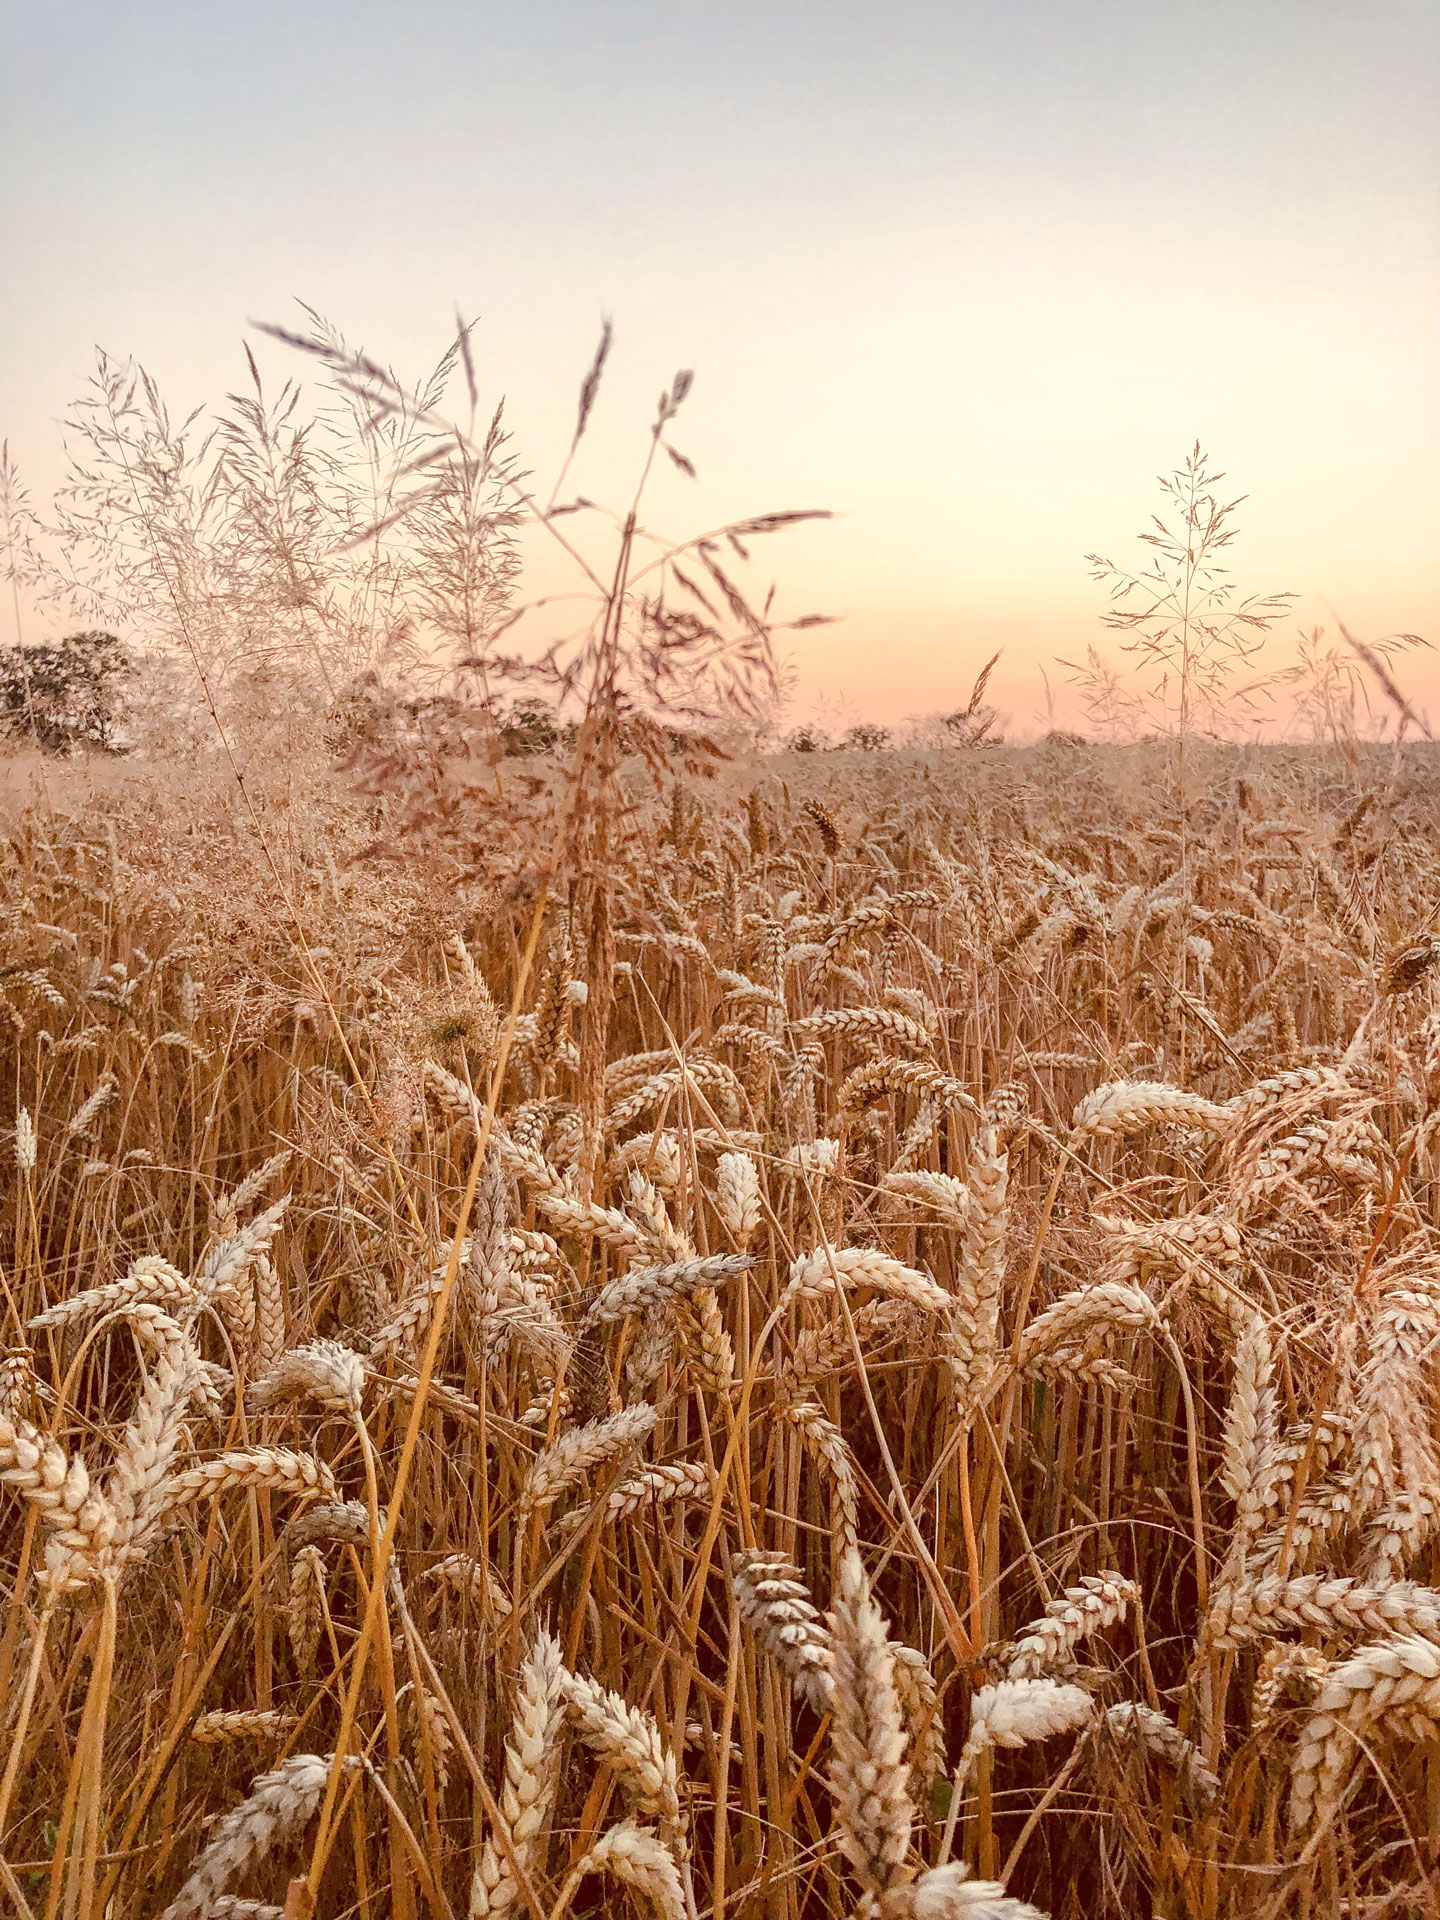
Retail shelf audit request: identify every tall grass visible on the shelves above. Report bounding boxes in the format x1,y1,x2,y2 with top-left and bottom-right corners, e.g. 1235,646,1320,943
4,724,1440,1917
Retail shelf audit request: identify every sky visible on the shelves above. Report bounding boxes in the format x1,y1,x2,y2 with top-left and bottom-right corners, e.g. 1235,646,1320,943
2,0,1437,736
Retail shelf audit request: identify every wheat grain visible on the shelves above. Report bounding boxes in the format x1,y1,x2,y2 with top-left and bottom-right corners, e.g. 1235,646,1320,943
782,1247,950,1317
248,1338,366,1415
160,1447,336,1513
561,1666,684,1846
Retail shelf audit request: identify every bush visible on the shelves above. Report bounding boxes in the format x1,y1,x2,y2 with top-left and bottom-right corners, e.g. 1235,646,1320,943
841,721,891,751
0,630,131,753
500,699,563,757
783,723,830,753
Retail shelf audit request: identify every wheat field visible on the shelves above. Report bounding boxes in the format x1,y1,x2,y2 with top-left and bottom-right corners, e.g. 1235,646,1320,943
4,732,1440,1920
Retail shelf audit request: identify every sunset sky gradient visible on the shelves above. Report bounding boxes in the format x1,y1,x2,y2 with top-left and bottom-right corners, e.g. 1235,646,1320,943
3,0,1436,734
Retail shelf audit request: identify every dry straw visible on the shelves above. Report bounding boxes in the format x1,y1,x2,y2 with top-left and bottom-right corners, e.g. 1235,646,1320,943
8,565,1440,1917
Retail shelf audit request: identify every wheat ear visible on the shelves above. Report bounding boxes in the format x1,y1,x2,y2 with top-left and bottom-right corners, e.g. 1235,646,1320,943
469,1628,566,1917
159,1752,357,1920
552,1818,686,1920
519,1402,657,1522
191,1709,297,1745
887,1859,1051,1917
1290,1634,1440,1835
957,1679,1095,1793
732,1548,836,1712
827,1550,914,1901
1006,1574,1138,1679
561,1667,685,1851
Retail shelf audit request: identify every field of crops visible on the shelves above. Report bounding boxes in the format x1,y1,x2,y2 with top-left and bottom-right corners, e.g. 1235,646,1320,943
5,737,1440,1920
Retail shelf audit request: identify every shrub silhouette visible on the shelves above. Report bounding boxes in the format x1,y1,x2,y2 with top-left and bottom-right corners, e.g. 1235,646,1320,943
0,629,131,753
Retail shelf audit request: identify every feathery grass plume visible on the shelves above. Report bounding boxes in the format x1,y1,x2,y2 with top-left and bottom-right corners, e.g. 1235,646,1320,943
715,1149,762,1245
947,1123,1008,1421
29,1254,194,1330
286,1544,326,1672
560,1666,685,1846
732,1547,836,1712
827,1551,914,1903
191,1709,297,1745
1070,1079,1234,1139
160,1753,357,1920
1289,1635,1440,1836
247,1338,366,1415
470,1628,567,1918
556,1817,687,1920
1102,1702,1219,1815
584,1250,754,1324
1006,1574,1139,1680
519,1401,657,1521
782,1246,950,1317
957,1679,1096,1793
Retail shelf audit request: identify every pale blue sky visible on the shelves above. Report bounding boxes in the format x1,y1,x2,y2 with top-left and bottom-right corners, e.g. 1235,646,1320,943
4,0,1437,727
